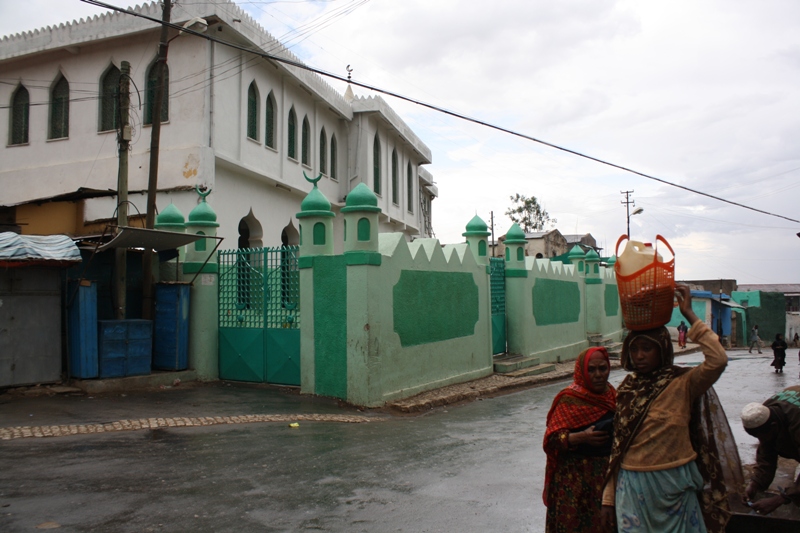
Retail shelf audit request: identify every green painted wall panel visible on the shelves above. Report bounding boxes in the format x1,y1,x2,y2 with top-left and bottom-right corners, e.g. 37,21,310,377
393,271,479,347
533,279,581,325
313,256,347,398
604,284,619,316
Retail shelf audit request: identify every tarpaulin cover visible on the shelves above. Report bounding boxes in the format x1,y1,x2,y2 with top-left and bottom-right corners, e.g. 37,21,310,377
0,232,82,267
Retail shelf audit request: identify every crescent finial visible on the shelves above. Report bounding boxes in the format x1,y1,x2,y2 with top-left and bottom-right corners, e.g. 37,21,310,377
196,184,212,200
303,171,322,186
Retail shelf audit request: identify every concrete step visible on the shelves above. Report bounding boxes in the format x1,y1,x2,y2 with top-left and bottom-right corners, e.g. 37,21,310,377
503,363,557,378
493,354,541,373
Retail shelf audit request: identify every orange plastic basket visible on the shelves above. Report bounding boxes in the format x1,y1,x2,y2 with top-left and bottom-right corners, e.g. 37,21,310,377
614,235,675,331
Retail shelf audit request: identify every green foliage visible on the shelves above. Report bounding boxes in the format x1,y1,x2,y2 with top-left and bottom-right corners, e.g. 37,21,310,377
505,193,556,232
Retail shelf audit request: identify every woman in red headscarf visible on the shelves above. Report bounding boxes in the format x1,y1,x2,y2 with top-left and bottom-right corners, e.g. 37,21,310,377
543,346,616,533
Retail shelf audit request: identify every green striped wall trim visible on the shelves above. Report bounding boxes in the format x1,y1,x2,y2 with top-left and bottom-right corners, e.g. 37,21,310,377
344,251,382,266
604,284,619,316
533,279,581,325
505,269,528,278
393,271,479,347
298,256,314,269
585,278,602,284
313,255,347,398
183,262,218,274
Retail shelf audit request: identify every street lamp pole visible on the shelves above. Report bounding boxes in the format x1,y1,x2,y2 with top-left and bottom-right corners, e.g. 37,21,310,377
621,190,643,238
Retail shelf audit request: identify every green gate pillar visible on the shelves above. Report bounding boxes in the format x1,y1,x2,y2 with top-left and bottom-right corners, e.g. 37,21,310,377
463,215,491,267
155,203,186,282
503,223,529,355
341,183,381,265
296,174,337,396
567,245,586,278
583,248,603,334
183,188,220,380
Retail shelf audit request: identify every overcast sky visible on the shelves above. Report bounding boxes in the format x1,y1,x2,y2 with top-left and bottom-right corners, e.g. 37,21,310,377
2,0,799,285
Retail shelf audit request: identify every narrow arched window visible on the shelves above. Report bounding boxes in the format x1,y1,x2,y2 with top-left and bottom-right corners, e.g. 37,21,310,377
357,218,371,241
246,81,258,140
99,65,120,132
301,116,310,165
373,134,381,195
406,162,413,213
49,76,69,139
319,127,327,174
287,107,297,159
391,149,399,205
313,222,326,245
478,240,487,257
145,60,169,125
9,85,30,145
330,134,338,180
265,92,276,148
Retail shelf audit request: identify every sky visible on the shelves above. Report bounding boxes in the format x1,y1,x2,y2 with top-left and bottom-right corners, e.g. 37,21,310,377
2,0,799,285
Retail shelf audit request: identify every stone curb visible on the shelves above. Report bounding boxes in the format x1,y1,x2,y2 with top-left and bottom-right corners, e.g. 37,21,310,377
0,413,384,441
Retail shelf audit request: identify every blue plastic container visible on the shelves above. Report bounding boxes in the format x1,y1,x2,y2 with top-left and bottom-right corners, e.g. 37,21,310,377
68,280,98,379
98,319,152,378
153,283,190,371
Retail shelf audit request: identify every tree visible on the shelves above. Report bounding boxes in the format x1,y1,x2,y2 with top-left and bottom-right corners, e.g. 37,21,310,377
505,194,556,232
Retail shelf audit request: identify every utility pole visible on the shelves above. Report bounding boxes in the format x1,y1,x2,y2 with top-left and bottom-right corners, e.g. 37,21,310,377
621,190,635,239
115,60,131,320
142,0,172,319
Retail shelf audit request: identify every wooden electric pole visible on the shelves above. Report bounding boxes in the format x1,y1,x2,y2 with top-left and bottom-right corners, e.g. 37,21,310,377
115,60,131,320
142,0,172,319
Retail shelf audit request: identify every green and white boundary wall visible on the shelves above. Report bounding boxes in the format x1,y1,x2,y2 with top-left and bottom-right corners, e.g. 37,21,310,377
503,225,623,365
296,179,622,407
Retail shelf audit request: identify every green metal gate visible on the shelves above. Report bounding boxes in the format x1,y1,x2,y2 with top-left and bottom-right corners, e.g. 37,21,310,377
489,257,506,355
218,246,300,385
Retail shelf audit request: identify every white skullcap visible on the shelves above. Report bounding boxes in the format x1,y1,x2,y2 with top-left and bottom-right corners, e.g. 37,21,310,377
741,402,770,429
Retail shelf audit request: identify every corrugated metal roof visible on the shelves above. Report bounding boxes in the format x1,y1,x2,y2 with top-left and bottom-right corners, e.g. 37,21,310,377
737,284,800,294
0,232,81,266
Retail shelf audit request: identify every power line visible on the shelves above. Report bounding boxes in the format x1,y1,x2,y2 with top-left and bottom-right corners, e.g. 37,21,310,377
73,0,800,225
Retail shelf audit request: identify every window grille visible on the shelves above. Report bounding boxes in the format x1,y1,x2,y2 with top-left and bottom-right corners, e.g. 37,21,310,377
373,134,381,194
301,116,310,165
330,135,338,180
288,108,297,159
49,76,69,139
99,66,120,132
10,86,29,145
319,128,327,174
391,149,399,205
145,61,169,125
247,82,258,140
265,93,275,148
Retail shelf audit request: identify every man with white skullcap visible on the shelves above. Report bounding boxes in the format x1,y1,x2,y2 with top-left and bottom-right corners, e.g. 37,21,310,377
740,385,800,515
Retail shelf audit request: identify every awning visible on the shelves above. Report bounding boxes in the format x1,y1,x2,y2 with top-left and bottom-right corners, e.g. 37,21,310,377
0,232,82,267
716,299,745,309
96,226,221,252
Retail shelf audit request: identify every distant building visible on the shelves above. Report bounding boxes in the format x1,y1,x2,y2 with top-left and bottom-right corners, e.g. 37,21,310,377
495,229,602,260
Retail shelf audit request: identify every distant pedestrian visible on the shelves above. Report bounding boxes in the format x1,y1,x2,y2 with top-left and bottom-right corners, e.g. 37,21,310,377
601,285,738,533
543,346,616,533
793,332,799,347
749,324,762,354
677,321,688,349
770,334,788,374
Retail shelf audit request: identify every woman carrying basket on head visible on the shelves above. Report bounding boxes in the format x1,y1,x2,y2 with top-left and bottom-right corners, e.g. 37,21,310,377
600,285,740,533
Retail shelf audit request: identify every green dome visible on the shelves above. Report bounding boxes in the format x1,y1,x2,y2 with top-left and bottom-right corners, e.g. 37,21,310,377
341,183,381,213
504,223,527,244
297,185,334,218
568,245,586,260
188,199,219,227
463,215,490,237
607,255,617,265
584,249,600,261
155,203,185,230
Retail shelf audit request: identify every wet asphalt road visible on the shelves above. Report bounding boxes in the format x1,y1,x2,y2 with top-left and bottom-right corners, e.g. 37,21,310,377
0,348,797,532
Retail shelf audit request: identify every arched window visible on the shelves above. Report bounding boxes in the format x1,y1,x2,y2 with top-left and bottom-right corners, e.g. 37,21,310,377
301,116,310,165
99,65,120,132
330,134,338,180
265,92,276,148
373,134,381,195
246,81,258,140
391,149,399,205
478,240,487,257
517,248,524,261
357,218,371,241
145,59,169,125
406,162,413,213
9,85,30,145
287,107,297,159
319,127,327,174
195,231,207,252
49,75,69,139
313,222,326,245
